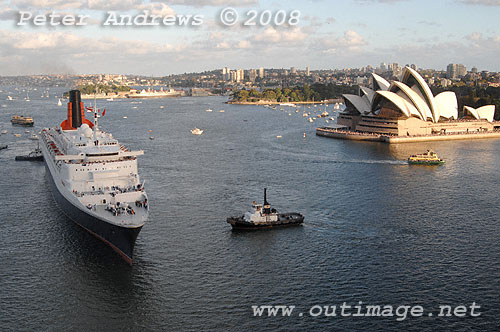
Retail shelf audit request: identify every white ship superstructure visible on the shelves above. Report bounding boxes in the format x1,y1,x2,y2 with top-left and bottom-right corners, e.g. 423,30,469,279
41,90,148,264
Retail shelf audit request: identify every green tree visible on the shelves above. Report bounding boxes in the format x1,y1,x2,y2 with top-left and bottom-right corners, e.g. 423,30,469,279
262,89,277,101
237,89,249,101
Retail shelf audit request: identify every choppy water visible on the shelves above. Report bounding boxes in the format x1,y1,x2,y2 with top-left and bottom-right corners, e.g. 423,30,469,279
0,87,499,331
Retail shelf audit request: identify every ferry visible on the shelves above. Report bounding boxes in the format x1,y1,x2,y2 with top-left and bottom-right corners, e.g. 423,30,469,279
227,188,304,230
408,150,445,165
11,115,34,127
40,90,148,264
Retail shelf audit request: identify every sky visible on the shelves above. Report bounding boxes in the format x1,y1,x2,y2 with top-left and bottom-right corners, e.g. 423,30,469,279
0,0,499,75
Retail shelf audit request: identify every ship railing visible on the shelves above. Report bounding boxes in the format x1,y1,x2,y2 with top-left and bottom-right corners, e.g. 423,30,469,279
72,183,144,198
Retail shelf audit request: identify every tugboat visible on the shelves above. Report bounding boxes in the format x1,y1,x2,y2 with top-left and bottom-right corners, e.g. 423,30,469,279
227,188,304,230
15,147,43,161
408,150,445,165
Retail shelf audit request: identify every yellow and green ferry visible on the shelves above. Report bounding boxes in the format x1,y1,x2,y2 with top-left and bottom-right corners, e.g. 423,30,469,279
408,150,445,165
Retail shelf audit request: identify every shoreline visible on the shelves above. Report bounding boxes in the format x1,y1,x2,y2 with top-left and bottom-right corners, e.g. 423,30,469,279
316,127,500,143
226,99,343,105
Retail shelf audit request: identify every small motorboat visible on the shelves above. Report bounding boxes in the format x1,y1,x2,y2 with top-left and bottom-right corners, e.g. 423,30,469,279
191,128,203,135
206,109,213,112
0,144,7,150
227,188,304,230
57,98,62,106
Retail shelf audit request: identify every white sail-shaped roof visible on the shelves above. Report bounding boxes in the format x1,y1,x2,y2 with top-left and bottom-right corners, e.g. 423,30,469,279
374,91,421,119
390,81,432,121
464,105,495,122
360,86,376,104
434,91,458,120
343,94,371,114
372,73,390,91
401,67,439,122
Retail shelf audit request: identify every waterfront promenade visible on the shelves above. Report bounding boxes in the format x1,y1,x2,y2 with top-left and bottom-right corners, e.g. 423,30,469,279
316,127,500,143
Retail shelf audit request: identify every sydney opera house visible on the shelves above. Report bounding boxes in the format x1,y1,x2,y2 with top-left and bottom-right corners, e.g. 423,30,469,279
318,66,499,143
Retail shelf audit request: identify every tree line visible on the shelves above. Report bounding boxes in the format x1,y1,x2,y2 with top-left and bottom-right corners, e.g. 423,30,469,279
432,85,500,120
231,83,358,102
77,83,131,95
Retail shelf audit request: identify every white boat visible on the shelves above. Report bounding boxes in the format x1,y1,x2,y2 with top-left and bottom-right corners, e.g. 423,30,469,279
219,110,225,113
57,99,62,106
106,98,114,101
1,130,8,134
123,116,128,119
279,103,296,107
206,109,213,112
30,133,39,140
40,90,148,264
308,118,314,123
191,128,203,135
13,133,21,137
7,96,13,101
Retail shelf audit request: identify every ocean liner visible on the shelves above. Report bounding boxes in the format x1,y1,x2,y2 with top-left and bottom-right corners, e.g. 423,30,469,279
40,90,148,264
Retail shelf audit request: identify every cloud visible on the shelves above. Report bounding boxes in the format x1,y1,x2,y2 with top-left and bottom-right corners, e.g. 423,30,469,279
0,29,186,74
135,3,175,16
353,0,408,3
0,4,17,20
156,0,258,7
10,0,259,10
459,0,500,5
320,30,367,54
253,26,307,45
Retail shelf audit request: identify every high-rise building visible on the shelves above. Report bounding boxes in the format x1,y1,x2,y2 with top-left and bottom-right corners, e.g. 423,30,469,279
223,67,230,81
248,69,257,83
258,67,264,78
380,62,387,72
291,67,297,75
236,69,244,82
447,63,466,79
306,66,310,76
471,67,478,73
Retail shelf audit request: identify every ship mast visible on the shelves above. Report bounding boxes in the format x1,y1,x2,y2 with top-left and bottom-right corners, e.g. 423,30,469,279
93,83,99,146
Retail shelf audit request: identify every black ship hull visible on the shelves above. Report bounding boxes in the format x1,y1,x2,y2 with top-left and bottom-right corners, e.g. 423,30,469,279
46,165,142,264
227,213,304,230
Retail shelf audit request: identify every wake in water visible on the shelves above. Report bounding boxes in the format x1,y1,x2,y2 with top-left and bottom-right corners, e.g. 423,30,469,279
263,131,407,166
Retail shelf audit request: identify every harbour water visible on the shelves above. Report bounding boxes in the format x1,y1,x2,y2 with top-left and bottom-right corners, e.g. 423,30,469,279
0,89,499,331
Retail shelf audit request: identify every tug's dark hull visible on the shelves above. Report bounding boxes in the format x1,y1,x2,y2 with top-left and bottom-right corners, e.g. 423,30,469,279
227,213,304,230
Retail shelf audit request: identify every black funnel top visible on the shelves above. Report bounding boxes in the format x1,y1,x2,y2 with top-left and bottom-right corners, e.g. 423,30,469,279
264,188,269,206
69,90,82,128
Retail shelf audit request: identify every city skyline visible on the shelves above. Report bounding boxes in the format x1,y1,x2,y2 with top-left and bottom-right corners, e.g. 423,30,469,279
0,0,499,75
